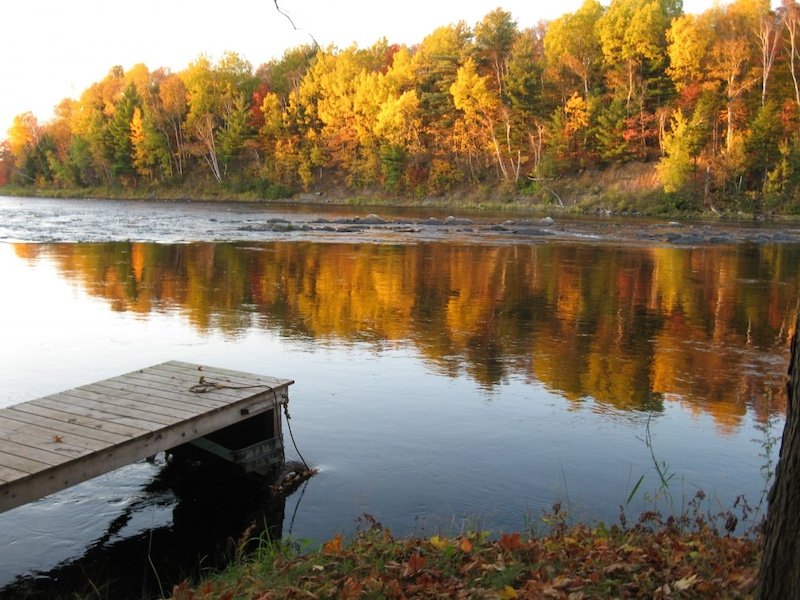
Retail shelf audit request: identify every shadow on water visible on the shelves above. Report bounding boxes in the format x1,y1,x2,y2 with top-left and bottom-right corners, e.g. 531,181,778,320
0,457,288,599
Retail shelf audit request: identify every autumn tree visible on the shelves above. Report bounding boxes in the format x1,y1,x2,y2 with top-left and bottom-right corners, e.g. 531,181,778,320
451,58,501,179
0,141,12,185
7,113,40,171
672,2,762,152
156,72,189,177
544,0,605,99
781,0,800,107
506,25,550,175
597,0,672,109
657,109,696,192
756,4,781,105
6,112,54,184
473,8,518,96
182,53,256,183
107,83,140,182
411,23,472,191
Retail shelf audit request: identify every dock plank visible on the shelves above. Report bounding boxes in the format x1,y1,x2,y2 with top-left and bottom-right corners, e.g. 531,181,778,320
0,361,292,513
157,361,292,390
63,386,196,422
0,438,74,467
33,394,177,428
139,367,271,398
0,465,28,484
5,404,145,440
0,416,109,455
0,450,50,476
147,364,289,406
94,376,229,411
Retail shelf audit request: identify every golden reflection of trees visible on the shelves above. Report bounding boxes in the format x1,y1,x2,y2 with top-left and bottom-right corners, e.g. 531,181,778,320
21,241,799,427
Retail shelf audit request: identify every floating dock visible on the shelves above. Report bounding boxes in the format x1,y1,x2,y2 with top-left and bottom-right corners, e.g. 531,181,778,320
0,361,293,513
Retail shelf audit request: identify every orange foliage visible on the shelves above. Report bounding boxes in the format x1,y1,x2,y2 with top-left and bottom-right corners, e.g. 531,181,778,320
29,240,796,427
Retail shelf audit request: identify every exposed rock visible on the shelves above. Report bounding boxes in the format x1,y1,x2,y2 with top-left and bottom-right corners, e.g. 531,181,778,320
539,216,555,226
708,235,731,244
513,227,555,237
237,224,272,232
668,234,703,245
444,216,473,226
267,217,291,224
357,213,388,225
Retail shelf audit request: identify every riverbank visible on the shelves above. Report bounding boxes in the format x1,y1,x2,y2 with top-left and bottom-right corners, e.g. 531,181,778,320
172,508,759,599
0,162,788,221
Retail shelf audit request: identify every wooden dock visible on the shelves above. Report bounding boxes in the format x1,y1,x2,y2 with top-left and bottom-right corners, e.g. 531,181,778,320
0,361,293,513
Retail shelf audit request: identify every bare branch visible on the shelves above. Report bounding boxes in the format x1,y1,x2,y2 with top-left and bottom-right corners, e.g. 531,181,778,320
273,0,320,51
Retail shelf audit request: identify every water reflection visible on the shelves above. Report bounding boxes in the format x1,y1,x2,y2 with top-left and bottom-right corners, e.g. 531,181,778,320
13,240,798,428
2,457,285,599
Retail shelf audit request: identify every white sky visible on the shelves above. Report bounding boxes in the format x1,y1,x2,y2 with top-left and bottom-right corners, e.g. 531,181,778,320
0,0,725,140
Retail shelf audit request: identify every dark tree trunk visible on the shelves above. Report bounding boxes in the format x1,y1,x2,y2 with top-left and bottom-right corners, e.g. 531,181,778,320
756,314,800,598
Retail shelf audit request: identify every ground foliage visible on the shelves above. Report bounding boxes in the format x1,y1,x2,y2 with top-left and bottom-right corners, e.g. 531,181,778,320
171,505,760,599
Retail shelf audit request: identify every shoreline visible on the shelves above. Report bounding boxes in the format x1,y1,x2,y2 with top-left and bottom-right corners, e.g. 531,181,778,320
3,193,800,248
4,182,798,222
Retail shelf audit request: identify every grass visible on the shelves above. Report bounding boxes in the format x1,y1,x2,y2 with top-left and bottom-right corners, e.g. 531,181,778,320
170,506,760,599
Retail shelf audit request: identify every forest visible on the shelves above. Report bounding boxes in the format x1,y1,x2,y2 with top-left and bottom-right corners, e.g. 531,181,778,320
3,0,800,214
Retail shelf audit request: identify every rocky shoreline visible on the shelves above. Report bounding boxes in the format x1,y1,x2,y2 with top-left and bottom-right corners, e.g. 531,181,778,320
237,212,800,247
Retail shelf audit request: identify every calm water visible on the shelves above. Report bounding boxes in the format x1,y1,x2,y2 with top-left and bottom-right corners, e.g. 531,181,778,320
0,198,796,597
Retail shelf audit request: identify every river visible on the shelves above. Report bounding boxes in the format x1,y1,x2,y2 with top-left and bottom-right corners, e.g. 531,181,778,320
0,197,796,597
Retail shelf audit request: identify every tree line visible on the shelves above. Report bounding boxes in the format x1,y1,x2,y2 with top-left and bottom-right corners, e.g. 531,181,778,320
3,0,800,213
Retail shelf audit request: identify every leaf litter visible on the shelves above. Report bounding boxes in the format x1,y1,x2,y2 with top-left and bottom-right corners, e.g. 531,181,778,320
170,506,760,599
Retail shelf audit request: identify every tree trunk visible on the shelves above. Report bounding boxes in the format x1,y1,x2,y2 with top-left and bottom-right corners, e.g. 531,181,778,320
756,313,800,598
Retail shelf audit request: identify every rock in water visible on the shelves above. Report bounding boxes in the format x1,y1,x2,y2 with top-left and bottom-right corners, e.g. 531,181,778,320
358,214,388,225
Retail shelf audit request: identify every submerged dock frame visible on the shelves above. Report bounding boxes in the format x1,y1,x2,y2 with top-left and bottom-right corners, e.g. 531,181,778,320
0,361,293,513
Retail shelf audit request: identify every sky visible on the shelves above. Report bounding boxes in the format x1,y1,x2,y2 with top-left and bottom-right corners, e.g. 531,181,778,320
0,0,725,139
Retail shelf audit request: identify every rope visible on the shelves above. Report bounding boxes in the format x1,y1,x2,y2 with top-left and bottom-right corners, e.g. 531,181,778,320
189,375,273,394
189,376,311,470
280,393,310,470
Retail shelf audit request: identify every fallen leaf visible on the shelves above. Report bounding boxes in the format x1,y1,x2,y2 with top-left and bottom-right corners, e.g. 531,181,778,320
403,552,426,577
460,558,483,574
604,562,632,575
53,435,64,443
459,537,473,553
552,575,584,591
322,533,343,555
498,532,522,551
341,576,362,600
673,574,698,591
430,535,449,550
498,585,518,599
